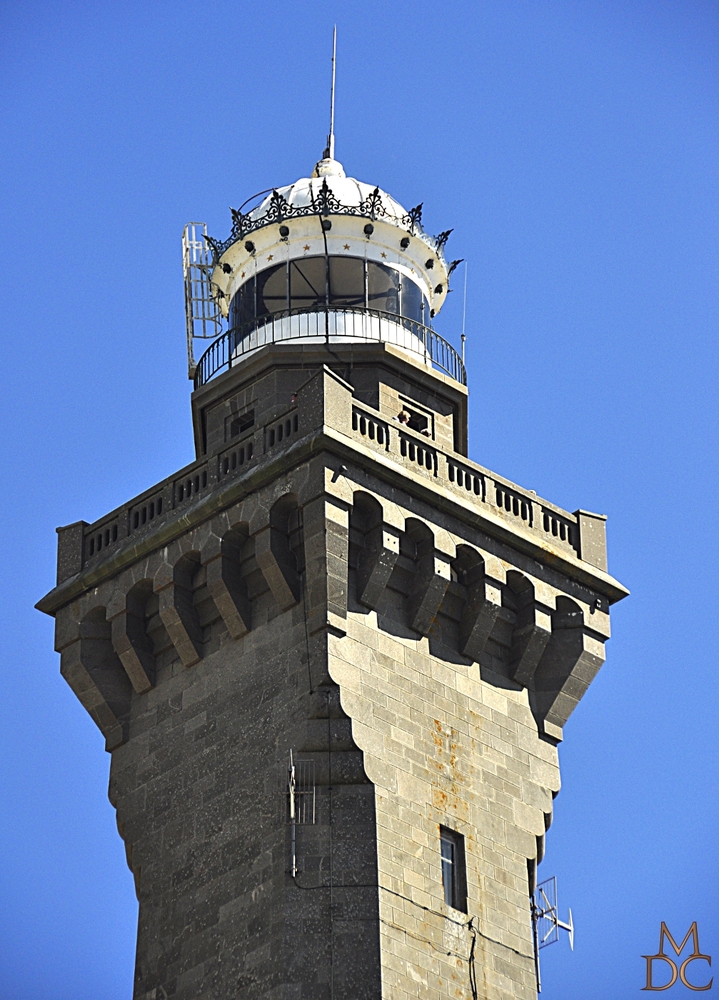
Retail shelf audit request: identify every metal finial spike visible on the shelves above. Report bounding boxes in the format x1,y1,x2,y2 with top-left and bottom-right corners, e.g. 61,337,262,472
323,26,337,160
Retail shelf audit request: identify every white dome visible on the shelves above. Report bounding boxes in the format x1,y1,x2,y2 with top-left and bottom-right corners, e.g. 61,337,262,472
246,157,410,228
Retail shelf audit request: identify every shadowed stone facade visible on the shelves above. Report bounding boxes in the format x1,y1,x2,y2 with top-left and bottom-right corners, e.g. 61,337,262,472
38,341,627,1000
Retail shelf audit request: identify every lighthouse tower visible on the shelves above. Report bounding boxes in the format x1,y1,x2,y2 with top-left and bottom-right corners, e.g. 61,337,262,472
38,137,627,1000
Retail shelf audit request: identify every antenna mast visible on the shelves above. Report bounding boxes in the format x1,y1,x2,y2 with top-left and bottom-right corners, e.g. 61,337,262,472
288,750,297,878
324,26,337,159
531,876,574,992
461,261,468,366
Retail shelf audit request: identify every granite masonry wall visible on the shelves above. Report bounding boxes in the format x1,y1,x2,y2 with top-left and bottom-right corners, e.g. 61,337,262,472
39,357,626,1000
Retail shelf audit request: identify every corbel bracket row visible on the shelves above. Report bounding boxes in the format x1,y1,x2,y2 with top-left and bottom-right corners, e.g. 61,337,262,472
353,520,606,742
56,494,349,750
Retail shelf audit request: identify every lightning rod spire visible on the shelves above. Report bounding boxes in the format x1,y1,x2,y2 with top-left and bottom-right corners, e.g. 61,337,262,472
324,26,337,160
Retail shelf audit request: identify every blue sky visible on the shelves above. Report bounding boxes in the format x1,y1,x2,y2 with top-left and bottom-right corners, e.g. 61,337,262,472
1,2,717,997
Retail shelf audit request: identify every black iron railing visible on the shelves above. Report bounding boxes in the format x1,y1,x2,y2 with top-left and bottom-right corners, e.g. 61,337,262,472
194,307,466,388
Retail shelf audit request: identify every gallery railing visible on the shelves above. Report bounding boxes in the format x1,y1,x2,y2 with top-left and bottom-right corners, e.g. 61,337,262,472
194,307,467,388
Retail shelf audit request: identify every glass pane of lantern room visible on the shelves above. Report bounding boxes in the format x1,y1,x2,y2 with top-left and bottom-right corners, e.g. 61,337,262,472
256,263,288,317
290,257,327,312
230,277,256,332
329,256,365,308
401,276,423,323
368,261,400,315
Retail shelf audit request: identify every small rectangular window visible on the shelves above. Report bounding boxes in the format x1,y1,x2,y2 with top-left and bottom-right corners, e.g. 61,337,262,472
398,396,434,437
440,826,468,912
405,408,429,434
230,409,255,438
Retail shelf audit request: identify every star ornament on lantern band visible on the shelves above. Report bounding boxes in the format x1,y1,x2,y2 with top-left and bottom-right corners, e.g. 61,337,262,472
303,244,311,252
381,252,387,259
267,254,274,261
343,244,350,250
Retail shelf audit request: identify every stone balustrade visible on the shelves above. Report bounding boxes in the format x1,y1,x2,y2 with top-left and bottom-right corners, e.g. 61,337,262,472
57,370,606,587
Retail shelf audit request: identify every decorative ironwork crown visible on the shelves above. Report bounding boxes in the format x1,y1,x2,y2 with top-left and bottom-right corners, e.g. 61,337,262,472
203,177,453,264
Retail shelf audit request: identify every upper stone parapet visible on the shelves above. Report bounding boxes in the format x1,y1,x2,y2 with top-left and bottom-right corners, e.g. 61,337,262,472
38,355,627,612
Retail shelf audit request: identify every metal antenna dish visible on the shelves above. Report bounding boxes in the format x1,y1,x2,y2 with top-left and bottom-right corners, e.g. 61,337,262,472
531,876,575,992
182,222,225,380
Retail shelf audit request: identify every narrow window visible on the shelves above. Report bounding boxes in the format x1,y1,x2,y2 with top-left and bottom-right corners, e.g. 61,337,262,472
230,409,255,438
440,826,468,912
406,408,429,434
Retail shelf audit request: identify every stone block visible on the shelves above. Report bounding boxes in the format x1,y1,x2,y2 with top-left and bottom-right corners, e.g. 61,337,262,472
56,521,87,584
575,509,608,571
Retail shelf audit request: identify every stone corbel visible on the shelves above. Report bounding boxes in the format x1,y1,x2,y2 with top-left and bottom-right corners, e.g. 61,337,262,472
459,569,503,662
531,602,606,741
107,589,155,694
154,562,203,668
60,621,132,751
407,547,452,636
356,522,401,610
507,578,552,688
302,496,349,636
202,534,251,641
254,522,300,611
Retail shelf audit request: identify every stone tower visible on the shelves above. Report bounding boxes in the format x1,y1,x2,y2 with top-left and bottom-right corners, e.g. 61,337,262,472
37,151,627,1000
